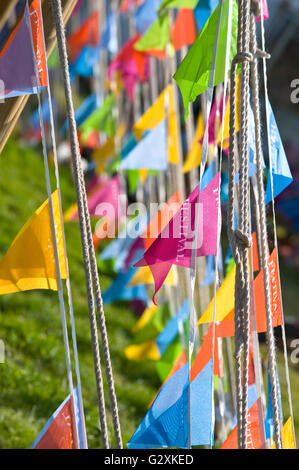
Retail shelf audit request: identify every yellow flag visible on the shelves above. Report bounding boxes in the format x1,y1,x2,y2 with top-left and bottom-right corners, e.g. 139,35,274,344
271,417,295,449
132,303,158,334
197,264,236,324
92,124,126,173
129,265,176,287
133,84,179,165
0,191,67,294
139,169,148,184
124,340,160,361
183,113,204,173
217,74,241,148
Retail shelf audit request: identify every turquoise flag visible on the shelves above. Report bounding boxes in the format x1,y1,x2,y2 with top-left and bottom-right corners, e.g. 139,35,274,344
265,100,293,204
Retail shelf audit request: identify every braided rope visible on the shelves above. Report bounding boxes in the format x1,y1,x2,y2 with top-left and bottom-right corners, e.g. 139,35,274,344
50,0,111,449
249,10,282,449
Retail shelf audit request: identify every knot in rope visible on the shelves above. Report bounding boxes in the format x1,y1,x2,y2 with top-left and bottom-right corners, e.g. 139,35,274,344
250,0,261,17
255,48,271,60
234,229,252,248
233,52,254,65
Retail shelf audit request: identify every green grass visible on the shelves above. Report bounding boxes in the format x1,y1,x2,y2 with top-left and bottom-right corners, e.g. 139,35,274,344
0,138,298,448
0,138,161,449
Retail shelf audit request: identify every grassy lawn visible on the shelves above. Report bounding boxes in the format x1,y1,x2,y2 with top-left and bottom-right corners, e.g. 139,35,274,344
0,137,298,448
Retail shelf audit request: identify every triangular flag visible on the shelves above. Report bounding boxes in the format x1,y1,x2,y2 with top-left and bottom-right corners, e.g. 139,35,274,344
265,100,293,204
134,84,179,165
129,265,176,286
173,0,238,119
31,387,86,449
121,121,168,170
128,359,214,449
67,11,100,63
159,0,198,9
0,191,66,294
221,399,263,449
132,303,159,334
135,174,220,303
172,9,196,51
271,417,295,449
134,12,170,54
182,113,204,173
79,94,116,142
0,4,40,100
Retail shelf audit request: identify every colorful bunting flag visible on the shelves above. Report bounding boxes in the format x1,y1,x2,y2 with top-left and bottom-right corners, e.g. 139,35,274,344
265,100,293,204
121,121,168,170
79,94,116,142
221,399,263,449
0,4,39,99
173,0,238,119
67,11,100,63
134,85,180,165
134,12,170,55
172,9,196,51
135,173,220,303
31,387,86,449
128,359,214,449
0,191,66,295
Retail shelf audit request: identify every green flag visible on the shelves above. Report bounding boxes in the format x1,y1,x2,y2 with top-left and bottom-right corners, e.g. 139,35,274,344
156,336,183,382
159,0,198,11
173,0,238,119
134,12,170,53
80,94,116,141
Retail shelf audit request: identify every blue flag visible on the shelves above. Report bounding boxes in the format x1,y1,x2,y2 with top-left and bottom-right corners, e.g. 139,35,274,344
61,94,97,135
264,367,283,440
31,97,56,130
194,0,213,31
265,101,293,204
128,359,214,449
100,214,148,272
99,10,118,55
102,262,148,305
121,120,168,170
134,0,163,34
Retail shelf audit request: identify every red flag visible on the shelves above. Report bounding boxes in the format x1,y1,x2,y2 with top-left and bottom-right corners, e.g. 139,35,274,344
172,9,196,51
67,12,100,63
29,0,48,87
32,396,76,449
221,399,263,449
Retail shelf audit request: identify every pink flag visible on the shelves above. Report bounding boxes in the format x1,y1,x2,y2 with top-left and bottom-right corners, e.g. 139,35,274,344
70,175,122,221
135,173,220,303
107,34,149,101
256,0,269,21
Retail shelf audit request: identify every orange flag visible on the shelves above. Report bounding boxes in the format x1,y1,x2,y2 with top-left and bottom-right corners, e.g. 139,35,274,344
172,9,196,51
67,12,100,63
254,248,282,332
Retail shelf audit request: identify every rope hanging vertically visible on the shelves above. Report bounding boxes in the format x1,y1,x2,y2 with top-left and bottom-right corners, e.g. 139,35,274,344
50,0,122,449
249,1,283,449
228,0,283,449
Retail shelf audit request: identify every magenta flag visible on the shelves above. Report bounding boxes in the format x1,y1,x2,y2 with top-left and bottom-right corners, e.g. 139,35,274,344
135,173,220,303
256,0,269,21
